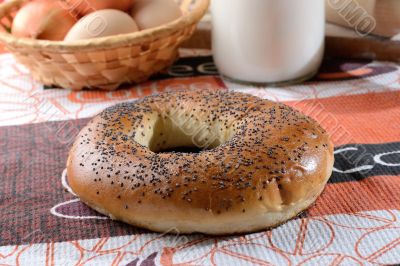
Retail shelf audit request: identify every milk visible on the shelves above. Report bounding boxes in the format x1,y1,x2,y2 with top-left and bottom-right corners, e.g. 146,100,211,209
211,0,325,84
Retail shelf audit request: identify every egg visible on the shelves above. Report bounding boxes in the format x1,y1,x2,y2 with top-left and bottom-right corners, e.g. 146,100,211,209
131,0,182,30
63,0,134,15
64,9,139,41
12,0,77,41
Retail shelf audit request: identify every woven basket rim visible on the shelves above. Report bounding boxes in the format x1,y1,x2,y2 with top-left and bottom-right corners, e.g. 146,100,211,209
0,0,209,52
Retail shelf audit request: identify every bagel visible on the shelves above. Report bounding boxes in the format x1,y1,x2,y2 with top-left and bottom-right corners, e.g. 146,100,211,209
67,90,334,234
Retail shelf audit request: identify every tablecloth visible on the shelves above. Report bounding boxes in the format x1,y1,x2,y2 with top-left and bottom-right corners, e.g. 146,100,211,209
0,46,399,266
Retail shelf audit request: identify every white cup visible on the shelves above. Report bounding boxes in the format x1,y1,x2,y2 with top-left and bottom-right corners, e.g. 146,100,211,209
211,0,325,85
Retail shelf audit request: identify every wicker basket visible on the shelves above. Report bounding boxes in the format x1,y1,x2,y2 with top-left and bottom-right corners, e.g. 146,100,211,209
0,0,209,90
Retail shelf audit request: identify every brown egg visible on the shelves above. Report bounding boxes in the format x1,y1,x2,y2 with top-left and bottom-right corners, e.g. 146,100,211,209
12,0,77,41
131,0,182,30
63,0,134,15
64,9,139,41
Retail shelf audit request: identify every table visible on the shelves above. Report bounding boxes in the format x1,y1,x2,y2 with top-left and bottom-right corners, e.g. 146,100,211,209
0,45,399,265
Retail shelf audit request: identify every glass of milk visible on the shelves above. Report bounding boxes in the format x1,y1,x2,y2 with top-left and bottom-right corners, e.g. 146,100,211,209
211,0,325,85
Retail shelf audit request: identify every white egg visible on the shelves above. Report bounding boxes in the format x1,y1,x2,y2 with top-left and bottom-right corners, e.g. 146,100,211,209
65,9,138,41
131,0,182,30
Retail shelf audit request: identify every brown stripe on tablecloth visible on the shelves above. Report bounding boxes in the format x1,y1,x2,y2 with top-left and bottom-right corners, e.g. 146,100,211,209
0,118,145,246
0,118,399,245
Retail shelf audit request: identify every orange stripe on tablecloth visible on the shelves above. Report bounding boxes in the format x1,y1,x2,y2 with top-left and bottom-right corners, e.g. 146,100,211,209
67,76,226,104
286,90,400,146
308,175,400,217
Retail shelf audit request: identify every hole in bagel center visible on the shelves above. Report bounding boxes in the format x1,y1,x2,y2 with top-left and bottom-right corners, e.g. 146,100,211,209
133,111,236,153
157,146,206,154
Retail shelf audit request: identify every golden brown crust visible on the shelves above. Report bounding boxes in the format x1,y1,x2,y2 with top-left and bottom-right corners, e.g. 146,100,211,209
67,90,334,234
